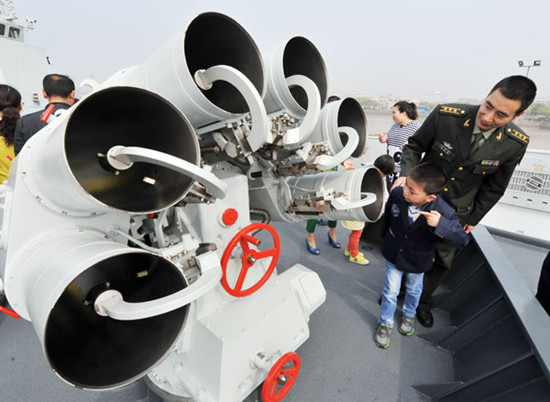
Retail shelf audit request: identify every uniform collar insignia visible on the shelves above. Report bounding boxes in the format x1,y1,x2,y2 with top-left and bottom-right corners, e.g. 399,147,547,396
464,119,470,127
443,141,453,150
496,131,502,141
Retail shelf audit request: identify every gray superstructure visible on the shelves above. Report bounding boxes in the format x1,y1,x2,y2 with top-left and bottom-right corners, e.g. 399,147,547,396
0,0,53,113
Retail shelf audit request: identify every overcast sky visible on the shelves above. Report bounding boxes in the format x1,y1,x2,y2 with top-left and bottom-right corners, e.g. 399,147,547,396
12,0,550,102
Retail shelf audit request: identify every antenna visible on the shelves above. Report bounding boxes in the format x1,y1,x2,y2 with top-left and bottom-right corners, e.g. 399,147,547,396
26,18,36,30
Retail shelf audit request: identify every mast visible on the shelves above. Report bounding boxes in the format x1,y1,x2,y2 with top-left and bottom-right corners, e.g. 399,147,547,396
0,0,36,34
0,0,16,20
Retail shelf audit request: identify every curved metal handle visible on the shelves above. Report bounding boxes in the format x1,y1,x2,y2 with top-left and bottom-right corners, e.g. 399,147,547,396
283,75,321,144
94,251,221,320
315,126,359,170
106,145,227,199
332,192,377,210
195,65,268,152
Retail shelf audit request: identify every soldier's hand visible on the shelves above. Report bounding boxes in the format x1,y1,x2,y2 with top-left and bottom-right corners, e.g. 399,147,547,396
463,224,475,234
418,210,441,228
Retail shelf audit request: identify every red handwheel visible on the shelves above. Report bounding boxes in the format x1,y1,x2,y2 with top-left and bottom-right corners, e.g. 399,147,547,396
261,352,301,402
220,222,280,297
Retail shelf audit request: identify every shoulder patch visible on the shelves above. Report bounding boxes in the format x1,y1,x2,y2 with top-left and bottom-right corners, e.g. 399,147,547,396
505,128,530,145
439,106,467,116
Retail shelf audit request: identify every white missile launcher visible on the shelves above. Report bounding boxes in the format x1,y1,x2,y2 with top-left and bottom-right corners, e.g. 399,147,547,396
0,11,384,402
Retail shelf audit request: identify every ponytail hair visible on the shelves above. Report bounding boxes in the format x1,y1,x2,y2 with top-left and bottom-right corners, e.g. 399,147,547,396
0,85,22,146
0,106,20,146
393,100,418,120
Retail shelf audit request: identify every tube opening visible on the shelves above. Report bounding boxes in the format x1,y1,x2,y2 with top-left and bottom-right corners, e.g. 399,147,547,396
337,98,367,158
64,87,199,213
44,252,188,389
283,37,327,110
185,12,264,113
361,168,384,221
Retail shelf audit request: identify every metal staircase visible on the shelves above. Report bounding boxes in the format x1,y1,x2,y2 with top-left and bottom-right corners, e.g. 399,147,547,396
414,225,550,401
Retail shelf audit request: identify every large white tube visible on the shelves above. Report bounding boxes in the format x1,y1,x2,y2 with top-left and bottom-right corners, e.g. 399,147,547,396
263,36,328,116
18,86,201,215
264,36,328,117
106,12,265,129
10,230,189,389
308,97,368,158
286,168,385,222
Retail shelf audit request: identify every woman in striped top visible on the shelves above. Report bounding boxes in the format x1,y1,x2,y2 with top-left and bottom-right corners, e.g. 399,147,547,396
378,101,421,188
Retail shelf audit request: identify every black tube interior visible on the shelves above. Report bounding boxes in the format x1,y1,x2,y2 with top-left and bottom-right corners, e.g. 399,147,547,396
64,87,198,213
185,12,264,114
45,252,188,389
337,98,367,158
283,36,328,110
361,168,384,221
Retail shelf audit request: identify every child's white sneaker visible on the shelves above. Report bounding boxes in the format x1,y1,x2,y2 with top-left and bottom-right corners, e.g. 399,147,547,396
374,323,392,349
398,315,416,336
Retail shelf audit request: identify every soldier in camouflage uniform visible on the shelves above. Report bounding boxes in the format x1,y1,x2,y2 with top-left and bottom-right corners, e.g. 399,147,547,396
396,75,537,327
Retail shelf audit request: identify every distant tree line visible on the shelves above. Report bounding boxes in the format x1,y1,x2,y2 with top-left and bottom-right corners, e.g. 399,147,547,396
355,97,436,113
524,103,550,120
355,97,550,123
357,98,379,109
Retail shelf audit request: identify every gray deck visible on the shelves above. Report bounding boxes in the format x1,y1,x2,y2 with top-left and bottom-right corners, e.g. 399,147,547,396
0,221,543,402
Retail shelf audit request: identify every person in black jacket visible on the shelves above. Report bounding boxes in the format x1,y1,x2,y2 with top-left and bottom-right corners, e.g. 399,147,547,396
14,73,75,155
374,163,470,349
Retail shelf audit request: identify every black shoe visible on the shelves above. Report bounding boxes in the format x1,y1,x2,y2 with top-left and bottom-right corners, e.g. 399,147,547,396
417,309,434,328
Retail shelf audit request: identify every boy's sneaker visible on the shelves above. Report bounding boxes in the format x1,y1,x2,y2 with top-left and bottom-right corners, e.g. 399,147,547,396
398,315,415,336
374,323,392,349
348,252,369,265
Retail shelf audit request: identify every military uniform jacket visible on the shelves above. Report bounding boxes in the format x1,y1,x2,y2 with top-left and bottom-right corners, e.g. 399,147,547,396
400,104,529,226
14,102,72,155
380,187,470,273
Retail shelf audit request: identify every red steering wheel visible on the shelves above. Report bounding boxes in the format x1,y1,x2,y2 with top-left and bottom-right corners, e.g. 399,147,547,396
220,222,280,297
261,352,301,402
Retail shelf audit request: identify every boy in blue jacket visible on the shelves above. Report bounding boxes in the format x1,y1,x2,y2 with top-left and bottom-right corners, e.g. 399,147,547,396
375,163,470,349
